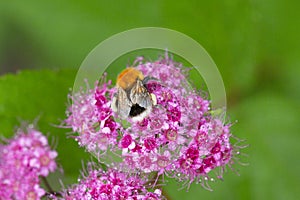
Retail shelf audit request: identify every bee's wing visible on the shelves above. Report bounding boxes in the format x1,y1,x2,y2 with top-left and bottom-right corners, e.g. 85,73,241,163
130,79,152,108
115,87,132,119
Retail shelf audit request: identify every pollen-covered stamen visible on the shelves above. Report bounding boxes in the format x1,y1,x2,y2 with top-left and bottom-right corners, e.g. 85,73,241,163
150,117,164,129
194,131,208,145
165,128,178,141
179,158,194,169
26,191,37,200
139,155,152,169
157,156,169,168
40,155,50,166
162,91,173,102
98,135,108,146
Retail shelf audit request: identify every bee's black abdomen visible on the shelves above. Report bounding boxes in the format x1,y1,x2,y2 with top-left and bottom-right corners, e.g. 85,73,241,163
129,104,146,117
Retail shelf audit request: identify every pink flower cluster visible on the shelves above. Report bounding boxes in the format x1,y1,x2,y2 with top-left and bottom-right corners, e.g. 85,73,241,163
65,79,120,153
66,54,242,190
0,126,57,200
62,166,162,200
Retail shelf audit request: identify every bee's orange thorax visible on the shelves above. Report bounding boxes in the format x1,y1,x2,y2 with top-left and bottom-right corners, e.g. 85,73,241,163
116,67,144,90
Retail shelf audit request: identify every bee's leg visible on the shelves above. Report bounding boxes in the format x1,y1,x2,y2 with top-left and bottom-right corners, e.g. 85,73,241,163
150,93,157,106
111,95,118,113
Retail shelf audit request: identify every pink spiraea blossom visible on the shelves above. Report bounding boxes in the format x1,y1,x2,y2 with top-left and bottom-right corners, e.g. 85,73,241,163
62,165,163,200
65,79,120,153
0,125,57,200
65,54,243,189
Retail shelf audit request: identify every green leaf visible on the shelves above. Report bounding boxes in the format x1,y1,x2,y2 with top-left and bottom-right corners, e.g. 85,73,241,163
0,69,90,187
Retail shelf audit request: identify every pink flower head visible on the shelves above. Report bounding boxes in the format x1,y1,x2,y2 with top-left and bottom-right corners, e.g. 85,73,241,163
65,53,245,190
0,125,57,199
62,166,163,200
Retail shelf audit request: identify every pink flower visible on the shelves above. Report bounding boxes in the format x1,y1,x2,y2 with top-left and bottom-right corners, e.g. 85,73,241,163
0,125,57,199
29,147,57,176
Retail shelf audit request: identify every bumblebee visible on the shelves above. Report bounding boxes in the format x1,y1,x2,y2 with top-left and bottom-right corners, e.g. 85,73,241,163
111,67,157,122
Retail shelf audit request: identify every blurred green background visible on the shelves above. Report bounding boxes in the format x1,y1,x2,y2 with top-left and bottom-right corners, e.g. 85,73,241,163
0,0,299,199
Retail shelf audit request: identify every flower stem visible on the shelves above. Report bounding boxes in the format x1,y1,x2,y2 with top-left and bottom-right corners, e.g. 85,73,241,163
42,177,54,193
42,177,63,198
